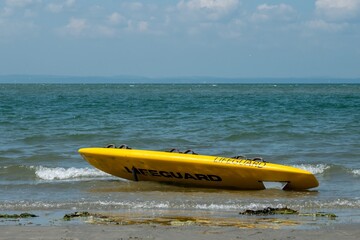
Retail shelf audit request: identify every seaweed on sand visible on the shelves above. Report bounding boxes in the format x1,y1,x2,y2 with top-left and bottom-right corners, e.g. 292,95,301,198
0,213,38,218
239,207,337,219
240,207,298,215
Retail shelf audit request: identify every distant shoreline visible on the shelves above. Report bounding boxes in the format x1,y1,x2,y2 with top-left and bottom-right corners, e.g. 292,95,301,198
0,75,359,84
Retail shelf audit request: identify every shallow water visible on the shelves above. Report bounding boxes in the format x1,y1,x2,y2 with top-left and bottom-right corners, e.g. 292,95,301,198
0,83,359,224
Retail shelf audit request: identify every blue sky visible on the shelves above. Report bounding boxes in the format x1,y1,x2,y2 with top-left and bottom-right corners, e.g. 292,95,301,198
0,0,360,78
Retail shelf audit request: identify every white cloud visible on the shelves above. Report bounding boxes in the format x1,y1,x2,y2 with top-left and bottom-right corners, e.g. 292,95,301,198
5,0,34,8
251,4,295,22
126,20,150,33
315,0,360,19
107,12,125,25
60,18,87,36
0,7,13,17
46,0,76,13
177,0,239,20
122,2,143,11
47,4,63,13
307,19,348,32
1,0,43,19
138,21,148,32
65,0,75,7
58,18,119,38
257,3,293,12
0,0,40,38
178,0,238,11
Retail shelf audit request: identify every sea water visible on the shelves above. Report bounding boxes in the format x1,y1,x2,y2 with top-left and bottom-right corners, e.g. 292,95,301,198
0,83,359,224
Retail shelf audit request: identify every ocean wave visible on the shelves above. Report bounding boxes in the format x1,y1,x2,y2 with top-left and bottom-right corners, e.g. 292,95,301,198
292,164,330,174
77,199,360,211
292,164,360,177
1,164,358,182
2,199,360,211
34,166,111,180
352,169,360,176
304,199,360,209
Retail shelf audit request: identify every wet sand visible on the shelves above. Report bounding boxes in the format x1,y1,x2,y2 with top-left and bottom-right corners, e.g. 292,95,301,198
1,223,360,240
1,210,359,240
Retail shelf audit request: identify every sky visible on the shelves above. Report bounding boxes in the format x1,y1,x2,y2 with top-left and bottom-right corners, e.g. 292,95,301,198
0,0,360,79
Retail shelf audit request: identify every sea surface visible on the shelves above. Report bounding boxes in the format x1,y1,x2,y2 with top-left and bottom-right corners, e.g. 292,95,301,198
0,83,359,226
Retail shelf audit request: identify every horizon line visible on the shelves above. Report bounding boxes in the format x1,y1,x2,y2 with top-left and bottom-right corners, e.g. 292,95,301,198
0,74,359,84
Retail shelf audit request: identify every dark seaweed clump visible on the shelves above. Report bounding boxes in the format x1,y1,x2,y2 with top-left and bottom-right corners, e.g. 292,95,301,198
239,207,337,219
240,207,298,215
63,211,91,221
0,213,38,218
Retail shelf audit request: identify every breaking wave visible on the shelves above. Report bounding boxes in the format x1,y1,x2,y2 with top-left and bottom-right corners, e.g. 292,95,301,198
352,169,360,176
35,166,111,181
292,164,330,174
1,198,360,211
292,164,360,177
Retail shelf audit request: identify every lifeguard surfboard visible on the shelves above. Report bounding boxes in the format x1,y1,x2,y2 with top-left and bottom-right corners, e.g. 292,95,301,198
78,146,319,190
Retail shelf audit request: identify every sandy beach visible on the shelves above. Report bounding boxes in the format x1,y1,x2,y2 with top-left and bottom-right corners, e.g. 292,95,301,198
1,211,359,240
1,223,360,240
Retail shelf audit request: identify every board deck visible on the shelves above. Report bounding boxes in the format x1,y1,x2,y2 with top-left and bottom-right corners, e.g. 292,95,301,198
78,147,319,190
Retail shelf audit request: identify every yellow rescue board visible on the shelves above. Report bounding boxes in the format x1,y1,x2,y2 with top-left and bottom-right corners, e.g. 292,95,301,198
78,147,319,190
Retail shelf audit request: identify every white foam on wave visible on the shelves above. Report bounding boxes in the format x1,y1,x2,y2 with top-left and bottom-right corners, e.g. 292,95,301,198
352,169,360,176
88,201,293,212
308,199,360,208
292,164,329,174
2,198,360,212
35,166,111,180
83,200,273,211
96,200,171,209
